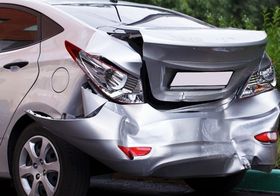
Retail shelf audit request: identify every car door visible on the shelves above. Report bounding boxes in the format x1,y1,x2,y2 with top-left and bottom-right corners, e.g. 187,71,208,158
0,5,40,142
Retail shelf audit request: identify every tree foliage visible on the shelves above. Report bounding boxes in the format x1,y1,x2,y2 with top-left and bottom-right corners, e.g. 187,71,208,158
127,0,279,29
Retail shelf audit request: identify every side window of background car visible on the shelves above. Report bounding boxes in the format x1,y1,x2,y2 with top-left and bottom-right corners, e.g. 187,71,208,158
0,6,40,53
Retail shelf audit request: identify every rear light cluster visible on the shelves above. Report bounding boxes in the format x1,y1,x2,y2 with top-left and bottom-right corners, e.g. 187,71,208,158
240,53,276,98
255,132,278,143
65,41,144,104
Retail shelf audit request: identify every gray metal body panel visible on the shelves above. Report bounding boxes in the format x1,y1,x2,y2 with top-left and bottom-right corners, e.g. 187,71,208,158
0,0,279,180
27,89,280,178
0,44,39,141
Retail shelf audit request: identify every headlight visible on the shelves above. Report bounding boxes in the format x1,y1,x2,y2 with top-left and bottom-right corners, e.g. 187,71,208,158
240,53,276,98
65,41,144,104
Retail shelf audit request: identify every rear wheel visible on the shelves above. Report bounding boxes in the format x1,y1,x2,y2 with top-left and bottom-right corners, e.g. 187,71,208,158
12,123,90,196
185,171,245,193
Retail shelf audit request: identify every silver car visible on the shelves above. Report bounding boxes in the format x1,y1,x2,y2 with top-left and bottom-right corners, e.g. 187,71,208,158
0,0,279,195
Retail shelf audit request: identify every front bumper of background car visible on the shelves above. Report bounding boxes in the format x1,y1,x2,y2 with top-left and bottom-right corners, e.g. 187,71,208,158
28,88,280,178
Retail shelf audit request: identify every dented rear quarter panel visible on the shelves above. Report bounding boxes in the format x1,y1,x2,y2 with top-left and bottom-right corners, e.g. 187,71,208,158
0,0,279,179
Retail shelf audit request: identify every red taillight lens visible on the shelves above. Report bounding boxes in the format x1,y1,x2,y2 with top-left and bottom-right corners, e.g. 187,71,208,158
65,41,81,61
255,132,278,143
118,146,152,160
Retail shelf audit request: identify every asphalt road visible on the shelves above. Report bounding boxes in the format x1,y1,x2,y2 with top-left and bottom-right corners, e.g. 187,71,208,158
0,176,276,196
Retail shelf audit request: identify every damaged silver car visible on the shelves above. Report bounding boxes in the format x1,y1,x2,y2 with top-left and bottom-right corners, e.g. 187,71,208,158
0,0,279,195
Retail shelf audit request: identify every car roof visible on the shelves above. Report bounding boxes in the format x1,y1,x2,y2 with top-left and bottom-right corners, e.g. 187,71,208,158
44,0,209,25
41,0,189,16
42,0,141,6
44,0,116,2
1,0,211,30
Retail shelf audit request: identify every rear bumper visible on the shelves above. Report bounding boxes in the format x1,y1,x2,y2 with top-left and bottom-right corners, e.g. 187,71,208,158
28,89,280,178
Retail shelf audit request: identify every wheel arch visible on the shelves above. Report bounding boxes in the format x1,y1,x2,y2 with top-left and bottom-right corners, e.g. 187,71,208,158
7,112,50,175
8,112,113,176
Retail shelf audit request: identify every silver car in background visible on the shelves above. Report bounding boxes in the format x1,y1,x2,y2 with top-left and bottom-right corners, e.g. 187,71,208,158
0,0,279,195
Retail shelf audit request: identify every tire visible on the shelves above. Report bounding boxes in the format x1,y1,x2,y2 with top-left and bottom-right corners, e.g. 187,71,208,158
12,123,90,196
185,171,245,194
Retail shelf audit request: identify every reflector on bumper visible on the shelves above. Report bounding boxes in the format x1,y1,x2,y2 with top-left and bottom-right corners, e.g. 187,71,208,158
255,132,278,143
118,146,152,160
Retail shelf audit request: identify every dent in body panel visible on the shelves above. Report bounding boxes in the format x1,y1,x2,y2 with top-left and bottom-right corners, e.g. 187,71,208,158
86,31,143,77
138,28,267,102
27,87,280,177
142,43,265,102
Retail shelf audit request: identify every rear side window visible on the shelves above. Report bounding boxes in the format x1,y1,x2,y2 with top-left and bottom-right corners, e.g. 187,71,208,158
41,14,64,41
0,6,40,52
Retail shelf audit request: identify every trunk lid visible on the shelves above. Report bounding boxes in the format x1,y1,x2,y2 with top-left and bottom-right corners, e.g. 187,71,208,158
140,28,267,102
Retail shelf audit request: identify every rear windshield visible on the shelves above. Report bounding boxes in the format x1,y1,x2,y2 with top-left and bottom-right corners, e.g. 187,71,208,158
117,5,207,28
56,5,120,28
57,4,208,28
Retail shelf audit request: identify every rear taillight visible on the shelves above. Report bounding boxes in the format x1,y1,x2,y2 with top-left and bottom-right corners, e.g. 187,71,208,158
118,146,152,160
240,53,276,98
65,41,144,104
65,40,81,61
255,132,278,143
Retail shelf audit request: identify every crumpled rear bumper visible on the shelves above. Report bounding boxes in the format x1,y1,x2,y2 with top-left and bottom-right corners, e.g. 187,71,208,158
28,88,280,178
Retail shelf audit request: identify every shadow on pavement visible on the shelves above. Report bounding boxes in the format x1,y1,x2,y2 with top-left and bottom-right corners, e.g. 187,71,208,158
0,177,275,196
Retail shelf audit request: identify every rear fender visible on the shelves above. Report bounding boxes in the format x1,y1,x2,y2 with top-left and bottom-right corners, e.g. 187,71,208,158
27,87,125,161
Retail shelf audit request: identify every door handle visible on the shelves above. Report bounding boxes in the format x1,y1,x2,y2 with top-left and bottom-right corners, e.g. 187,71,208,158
3,61,29,70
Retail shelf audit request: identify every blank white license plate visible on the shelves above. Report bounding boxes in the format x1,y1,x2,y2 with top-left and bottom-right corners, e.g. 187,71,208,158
170,72,233,87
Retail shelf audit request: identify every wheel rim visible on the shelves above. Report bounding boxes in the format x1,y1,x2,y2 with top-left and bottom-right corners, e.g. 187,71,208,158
19,135,60,196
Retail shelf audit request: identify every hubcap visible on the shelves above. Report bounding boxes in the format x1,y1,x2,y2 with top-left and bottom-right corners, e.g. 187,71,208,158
19,136,60,196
